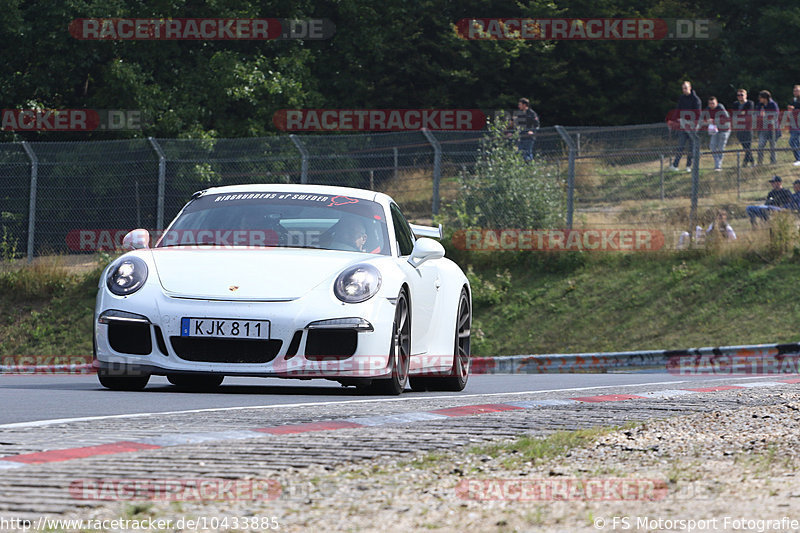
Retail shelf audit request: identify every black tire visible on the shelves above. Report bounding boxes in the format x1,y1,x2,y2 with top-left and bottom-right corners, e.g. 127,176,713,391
410,288,470,392
97,366,150,391
371,288,411,395
167,374,224,391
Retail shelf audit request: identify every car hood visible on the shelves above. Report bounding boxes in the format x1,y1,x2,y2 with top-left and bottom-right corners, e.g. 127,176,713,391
150,247,370,300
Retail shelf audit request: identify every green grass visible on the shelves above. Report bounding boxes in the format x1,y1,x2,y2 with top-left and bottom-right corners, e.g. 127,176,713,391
474,427,615,469
453,244,800,356
0,261,99,358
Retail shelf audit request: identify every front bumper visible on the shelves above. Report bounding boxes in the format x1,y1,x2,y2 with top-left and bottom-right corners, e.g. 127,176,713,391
94,285,397,379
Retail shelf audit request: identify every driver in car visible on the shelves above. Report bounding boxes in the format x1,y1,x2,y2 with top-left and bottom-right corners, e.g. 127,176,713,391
332,218,368,252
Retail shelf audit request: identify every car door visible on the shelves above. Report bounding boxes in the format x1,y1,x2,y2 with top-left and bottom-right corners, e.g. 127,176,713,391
390,203,439,355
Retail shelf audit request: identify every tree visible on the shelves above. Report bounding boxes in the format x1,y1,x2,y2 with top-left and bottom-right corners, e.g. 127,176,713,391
447,118,564,230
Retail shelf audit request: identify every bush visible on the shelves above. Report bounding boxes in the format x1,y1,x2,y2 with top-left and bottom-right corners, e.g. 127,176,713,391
444,118,564,230
768,210,800,257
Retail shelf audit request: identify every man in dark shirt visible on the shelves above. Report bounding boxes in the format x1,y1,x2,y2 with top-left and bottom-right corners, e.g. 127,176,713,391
746,175,794,226
756,90,780,165
731,89,755,167
514,97,539,162
669,81,702,172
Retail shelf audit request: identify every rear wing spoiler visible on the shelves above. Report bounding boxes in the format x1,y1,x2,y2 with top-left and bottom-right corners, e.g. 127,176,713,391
410,223,443,240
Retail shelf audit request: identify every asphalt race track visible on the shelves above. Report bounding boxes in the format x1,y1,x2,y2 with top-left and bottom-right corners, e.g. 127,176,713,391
2,371,798,520
0,372,741,426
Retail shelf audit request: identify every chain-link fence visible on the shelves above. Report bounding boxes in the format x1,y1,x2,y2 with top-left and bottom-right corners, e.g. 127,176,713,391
558,123,800,249
2,123,798,259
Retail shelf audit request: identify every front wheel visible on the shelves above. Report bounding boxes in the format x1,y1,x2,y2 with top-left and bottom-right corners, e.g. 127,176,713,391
97,366,150,391
371,288,411,395
410,287,470,392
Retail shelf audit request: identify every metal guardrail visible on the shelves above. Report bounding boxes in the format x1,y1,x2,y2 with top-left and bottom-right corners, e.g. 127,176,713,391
5,343,799,375
471,342,800,374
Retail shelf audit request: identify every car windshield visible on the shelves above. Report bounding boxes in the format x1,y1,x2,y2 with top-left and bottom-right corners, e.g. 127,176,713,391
157,191,391,255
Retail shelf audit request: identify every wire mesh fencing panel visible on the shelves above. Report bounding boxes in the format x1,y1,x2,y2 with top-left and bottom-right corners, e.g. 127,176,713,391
0,143,31,260
560,123,800,249
295,131,436,217
5,121,799,259
27,139,158,256
154,136,302,227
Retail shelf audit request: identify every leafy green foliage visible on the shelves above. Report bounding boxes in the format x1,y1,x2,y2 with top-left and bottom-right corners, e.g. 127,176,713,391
447,118,564,229
0,223,20,261
6,0,800,140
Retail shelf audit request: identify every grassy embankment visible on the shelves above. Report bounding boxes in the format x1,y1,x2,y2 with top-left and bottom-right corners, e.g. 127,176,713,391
0,258,100,358
2,242,800,360
454,243,800,355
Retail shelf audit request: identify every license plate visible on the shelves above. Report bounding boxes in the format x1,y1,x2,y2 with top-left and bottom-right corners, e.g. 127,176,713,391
181,318,270,339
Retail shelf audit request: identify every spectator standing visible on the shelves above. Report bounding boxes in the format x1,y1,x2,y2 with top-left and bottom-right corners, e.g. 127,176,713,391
731,89,754,167
791,179,800,210
745,175,793,226
787,85,800,166
755,90,779,165
705,96,730,171
669,81,701,172
514,98,539,162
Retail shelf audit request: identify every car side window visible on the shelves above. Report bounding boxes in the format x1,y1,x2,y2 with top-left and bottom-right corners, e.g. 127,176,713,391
390,204,415,256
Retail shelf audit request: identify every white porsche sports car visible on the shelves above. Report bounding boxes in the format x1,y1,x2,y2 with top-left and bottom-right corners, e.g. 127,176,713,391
94,184,471,395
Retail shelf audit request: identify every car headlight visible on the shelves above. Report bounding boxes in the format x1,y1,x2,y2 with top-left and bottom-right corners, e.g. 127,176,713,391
106,257,148,296
334,264,382,303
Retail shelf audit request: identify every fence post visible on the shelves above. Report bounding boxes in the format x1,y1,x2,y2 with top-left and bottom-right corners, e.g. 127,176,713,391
659,154,664,201
736,151,741,200
147,137,166,230
689,131,700,239
21,141,37,262
393,147,399,180
421,128,442,215
135,180,141,227
289,134,309,184
554,126,575,229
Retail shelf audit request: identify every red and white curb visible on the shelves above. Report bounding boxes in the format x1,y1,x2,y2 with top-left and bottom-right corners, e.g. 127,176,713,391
1,378,798,470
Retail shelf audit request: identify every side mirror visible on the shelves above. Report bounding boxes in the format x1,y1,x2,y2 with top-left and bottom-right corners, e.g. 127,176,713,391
407,237,445,268
122,229,150,250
